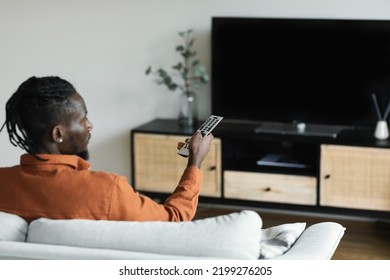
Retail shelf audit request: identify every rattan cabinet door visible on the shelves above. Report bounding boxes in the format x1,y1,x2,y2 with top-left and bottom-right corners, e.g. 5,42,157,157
320,144,390,211
133,133,222,197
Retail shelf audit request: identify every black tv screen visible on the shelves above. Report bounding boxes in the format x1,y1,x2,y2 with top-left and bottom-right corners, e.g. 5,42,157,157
211,17,390,128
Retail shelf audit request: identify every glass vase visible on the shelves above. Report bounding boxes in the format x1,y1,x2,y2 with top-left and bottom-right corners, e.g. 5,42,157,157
178,91,197,128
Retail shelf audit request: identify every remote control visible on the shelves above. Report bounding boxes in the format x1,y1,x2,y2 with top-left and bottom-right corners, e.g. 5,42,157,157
177,115,223,157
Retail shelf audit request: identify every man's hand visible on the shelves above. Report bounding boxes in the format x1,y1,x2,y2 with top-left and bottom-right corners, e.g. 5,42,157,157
177,132,214,169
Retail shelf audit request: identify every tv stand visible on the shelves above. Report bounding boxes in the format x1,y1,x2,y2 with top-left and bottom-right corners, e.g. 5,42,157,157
254,121,350,139
131,118,390,220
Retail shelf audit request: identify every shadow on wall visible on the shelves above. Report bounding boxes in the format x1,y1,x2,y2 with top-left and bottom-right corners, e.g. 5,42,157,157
88,130,132,181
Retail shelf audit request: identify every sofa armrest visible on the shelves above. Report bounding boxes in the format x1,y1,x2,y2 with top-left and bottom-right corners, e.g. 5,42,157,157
271,222,345,260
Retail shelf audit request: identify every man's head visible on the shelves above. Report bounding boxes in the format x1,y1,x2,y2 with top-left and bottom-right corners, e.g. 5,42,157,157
0,76,93,160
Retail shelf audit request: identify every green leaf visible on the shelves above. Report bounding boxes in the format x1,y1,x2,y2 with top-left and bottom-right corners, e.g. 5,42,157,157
163,75,172,84
192,60,200,67
172,62,183,70
201,75,209,83
157,68,168,77
145,66,152,75
182,50,192,58
168,84,178,91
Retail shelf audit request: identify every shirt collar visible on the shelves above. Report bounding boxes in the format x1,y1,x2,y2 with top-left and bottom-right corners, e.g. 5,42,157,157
20,154,91,170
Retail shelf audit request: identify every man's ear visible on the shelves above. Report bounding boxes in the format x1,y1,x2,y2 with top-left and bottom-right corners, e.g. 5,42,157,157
51,126,64,144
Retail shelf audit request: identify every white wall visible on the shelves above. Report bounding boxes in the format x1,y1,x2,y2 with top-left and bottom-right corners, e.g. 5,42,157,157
1,0,390,180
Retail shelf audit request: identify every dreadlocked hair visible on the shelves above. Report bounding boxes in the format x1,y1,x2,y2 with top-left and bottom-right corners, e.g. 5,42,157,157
0,76,77,158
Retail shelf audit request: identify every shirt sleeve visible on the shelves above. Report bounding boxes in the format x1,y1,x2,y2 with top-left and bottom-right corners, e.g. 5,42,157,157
108,166,203,221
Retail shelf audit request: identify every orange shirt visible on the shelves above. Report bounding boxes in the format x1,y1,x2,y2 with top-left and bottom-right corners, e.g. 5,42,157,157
0,154,203,223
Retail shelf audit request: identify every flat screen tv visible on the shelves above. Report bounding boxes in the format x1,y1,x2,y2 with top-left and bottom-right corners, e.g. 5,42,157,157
211,17,390,130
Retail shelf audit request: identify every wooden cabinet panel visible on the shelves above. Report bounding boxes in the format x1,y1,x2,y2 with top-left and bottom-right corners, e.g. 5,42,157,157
224,170,317,205
133,133,222,197
320,145,390,211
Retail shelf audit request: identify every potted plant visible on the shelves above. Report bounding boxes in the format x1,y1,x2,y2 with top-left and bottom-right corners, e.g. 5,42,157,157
145,29,209,127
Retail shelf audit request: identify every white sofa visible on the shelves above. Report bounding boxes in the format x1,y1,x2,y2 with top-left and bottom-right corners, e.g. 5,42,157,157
0,210,345,260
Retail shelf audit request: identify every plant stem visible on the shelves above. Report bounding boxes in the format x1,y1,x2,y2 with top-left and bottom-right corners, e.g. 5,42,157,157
184,32,191,96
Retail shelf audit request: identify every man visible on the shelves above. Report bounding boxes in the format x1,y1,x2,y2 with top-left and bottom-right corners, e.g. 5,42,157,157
0,76,213,223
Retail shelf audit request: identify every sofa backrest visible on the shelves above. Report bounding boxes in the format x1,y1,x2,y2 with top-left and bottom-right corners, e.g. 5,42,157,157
26,210,263,259
0,211,28,242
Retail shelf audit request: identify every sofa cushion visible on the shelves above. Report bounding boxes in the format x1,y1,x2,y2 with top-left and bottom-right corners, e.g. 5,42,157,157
27,210,262,259
259,222,306,259
0,211,28,242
